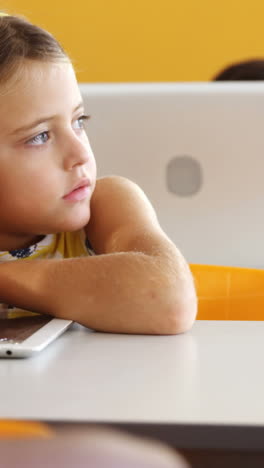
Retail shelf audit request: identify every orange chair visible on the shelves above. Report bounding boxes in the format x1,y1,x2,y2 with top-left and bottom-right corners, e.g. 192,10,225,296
0,420,53,439
190,264,264,320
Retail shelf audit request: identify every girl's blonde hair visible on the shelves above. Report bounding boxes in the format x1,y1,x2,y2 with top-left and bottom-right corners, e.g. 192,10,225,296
0,14,69,86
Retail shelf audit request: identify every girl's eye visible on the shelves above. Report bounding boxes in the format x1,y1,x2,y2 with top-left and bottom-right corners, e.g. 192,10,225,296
73,114,90,130
27,131,50,146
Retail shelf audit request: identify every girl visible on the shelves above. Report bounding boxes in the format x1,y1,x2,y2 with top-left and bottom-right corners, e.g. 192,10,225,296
0,13,197,334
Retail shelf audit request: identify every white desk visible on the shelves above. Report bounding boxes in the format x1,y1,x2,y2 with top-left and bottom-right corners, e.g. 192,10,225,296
1,321,264,449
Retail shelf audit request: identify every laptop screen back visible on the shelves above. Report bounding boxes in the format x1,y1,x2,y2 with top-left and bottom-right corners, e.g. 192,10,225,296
80,83,264,268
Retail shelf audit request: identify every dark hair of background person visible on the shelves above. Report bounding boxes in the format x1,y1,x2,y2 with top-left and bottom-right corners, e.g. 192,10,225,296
213,58,264,81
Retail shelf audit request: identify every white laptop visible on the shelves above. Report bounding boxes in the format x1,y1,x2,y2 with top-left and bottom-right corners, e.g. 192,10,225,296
0,309,72,358
80,82,264,269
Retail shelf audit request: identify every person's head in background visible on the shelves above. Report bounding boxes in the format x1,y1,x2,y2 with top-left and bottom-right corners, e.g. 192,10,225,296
0,13,96,252
213,58,264,81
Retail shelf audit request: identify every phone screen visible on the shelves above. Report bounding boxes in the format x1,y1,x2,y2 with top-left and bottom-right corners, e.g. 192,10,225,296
0,310,52,343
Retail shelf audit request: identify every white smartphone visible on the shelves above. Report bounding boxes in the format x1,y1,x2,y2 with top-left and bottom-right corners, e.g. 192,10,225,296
0,309,72,358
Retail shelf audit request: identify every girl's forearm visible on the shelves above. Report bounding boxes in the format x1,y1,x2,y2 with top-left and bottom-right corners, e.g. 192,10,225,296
0,253,196,334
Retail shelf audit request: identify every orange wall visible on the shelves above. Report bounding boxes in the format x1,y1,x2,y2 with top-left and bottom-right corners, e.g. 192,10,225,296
4,1,264,82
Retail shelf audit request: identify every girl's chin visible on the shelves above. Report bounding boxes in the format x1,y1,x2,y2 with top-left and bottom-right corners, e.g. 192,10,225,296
61,212,91,232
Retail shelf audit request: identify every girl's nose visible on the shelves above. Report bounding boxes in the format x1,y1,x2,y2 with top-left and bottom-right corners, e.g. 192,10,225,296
64,129,92,171
63,133,91,171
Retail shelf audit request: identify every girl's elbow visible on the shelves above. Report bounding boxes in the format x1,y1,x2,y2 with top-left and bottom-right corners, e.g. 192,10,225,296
170,295,197,334
158,284,198,335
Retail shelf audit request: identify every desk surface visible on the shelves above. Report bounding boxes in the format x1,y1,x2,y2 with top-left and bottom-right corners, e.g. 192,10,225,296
1,320,264,447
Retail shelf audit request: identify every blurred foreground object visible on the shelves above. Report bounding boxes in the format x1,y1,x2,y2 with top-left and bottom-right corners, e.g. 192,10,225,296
0,424,189,468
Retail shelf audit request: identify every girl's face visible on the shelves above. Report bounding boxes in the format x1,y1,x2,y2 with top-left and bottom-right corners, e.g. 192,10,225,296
0,60,97,251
